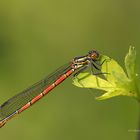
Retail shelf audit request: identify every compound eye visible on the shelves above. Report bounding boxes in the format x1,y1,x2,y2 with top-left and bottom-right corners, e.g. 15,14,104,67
88,50,99,60
91,52,98,59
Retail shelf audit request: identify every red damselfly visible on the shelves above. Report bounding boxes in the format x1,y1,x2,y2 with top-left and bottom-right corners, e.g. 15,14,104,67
0,50,101,127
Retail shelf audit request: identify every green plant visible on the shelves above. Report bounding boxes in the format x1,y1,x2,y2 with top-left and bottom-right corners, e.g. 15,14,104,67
73,46,139,101
73,46,140,139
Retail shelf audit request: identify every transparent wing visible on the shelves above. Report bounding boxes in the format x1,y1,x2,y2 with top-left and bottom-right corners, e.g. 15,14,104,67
0,62,72,120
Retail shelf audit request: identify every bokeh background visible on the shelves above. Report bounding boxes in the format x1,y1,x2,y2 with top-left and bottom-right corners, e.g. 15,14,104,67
0,0,140,140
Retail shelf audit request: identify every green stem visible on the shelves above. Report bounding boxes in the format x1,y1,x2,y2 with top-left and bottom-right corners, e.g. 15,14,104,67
137,106,140,140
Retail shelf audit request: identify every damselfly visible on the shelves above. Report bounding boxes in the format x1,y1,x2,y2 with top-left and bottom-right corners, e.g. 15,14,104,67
0,50,101,127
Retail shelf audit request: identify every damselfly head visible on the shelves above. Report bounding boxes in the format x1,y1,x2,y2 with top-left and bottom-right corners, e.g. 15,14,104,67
88,50,99,60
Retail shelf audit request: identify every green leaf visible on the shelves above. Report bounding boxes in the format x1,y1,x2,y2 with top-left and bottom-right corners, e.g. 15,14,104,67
100,55,129,87
73,72,114,92
96,90,126,100
125,46,136,79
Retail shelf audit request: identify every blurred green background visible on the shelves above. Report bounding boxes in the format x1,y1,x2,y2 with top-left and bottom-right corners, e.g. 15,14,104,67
0,0,140,140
